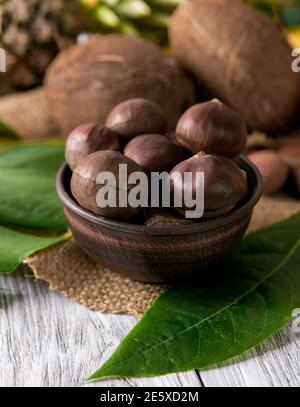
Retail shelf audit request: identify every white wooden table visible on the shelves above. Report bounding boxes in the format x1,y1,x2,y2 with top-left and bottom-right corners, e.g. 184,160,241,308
0,268,299,387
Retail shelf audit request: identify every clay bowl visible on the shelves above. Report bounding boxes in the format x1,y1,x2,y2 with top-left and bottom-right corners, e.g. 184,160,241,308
56,156,262,283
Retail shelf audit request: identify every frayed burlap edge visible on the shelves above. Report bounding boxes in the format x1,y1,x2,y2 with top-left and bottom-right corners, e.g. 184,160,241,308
26,194,300,316
26,240,166,316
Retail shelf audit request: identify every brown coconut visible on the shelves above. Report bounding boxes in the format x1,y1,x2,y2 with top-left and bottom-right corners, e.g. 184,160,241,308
169,0,300,133
45,35,195,136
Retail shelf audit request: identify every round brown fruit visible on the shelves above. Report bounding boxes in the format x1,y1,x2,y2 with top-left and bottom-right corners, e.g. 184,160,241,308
176,100,247,157
45,35,195,136
170,153,248,218
71,151,146,219
106,98,167,139
279,146,300,168
65,123,119,170
279,146,300,197
124,134,186,172
169,0,300,132
248,150,289,194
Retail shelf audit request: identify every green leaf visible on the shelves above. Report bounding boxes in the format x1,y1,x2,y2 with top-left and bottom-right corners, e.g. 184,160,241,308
0,140,20,152
0,122,19,139
0,225,70,274
0,142,65,174
0,142,67,231
88,212,300,382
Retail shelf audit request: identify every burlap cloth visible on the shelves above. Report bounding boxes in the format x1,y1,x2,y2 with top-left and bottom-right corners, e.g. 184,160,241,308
0,88,59,140
26,194,300,316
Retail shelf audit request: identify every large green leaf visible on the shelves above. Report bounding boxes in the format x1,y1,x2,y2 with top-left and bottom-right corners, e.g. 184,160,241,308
0,143,67,231
0,140,20,152
88,212,300,381
0,142,65,174
0,225,70,274
0,122,19,139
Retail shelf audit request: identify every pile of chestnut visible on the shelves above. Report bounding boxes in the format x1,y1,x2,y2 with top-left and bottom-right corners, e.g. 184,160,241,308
66,98,249,224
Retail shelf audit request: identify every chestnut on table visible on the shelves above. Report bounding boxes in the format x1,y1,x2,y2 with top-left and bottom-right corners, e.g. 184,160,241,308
248,150,289,195
279,146,300,198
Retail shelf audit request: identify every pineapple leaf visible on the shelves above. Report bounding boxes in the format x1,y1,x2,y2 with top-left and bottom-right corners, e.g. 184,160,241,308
146,0,181,10
140,11,170,28
94,4,121,28
118,19,142,35
116,0,152,19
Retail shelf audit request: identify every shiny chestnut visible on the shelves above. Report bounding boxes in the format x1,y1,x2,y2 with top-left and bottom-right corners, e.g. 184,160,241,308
71,151,146,219
105,98,167,139
66,123,119,170
124,134,186,172
176,100,247,157
170,152,248,219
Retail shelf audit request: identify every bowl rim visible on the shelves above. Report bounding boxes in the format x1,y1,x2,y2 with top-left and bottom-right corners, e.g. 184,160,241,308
56,155,263,236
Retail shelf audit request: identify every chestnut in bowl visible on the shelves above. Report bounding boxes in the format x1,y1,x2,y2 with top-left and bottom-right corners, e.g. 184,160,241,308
124,134,186,172
176,100,247,157
106,98,167,139
66,123,120,170
57,156,262,283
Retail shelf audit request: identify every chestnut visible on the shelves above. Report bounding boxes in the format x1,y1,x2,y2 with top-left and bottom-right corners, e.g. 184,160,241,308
277,133,300,149
248,150,289,195
71,151,146,219
170,153,248,219
279,146,300,197
176,100,247,157
66,123,120,170
105,98,167,139
124,134,186,172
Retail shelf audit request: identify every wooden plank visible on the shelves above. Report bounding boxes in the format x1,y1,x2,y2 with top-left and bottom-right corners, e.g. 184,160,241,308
1,268,299,387
0,269,200,387
199,326,300,387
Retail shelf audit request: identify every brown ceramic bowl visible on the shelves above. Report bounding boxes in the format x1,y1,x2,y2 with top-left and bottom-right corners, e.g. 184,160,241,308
56,156,262,283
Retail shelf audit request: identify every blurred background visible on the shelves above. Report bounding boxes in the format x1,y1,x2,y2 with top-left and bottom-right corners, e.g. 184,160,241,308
0,0,299,203
1,0,300,96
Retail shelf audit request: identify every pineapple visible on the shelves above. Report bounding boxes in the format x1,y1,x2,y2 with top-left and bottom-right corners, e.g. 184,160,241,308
0,0,179,95
0,0,299,96
80,0,180,43
0,0,88,94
